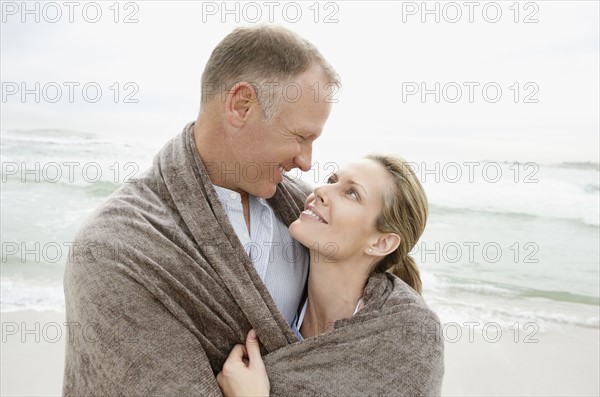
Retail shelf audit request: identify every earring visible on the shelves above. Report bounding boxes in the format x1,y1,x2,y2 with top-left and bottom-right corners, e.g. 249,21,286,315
368,249,373,254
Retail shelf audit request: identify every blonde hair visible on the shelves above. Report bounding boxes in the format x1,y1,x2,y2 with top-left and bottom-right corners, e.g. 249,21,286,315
367,154,428,295
201,25,340,120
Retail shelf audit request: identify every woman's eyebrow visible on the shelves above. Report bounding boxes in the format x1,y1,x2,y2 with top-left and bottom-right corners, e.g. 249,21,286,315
349,180,367,197
338,171,367,197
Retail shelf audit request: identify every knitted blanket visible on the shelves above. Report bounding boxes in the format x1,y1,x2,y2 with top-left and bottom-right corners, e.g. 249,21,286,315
62,122,444,396
264,272,444,396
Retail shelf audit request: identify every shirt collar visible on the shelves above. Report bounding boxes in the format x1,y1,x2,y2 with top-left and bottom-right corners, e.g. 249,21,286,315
212,185,269,208
212,184,241,203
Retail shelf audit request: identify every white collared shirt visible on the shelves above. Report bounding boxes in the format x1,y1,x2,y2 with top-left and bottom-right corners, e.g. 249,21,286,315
213,185,309,324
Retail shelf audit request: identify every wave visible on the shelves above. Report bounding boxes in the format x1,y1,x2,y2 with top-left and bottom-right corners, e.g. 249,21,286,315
1,128,153,163
584,183,600,193
427,273,599,306
429,298,600,330
2,173,122,198
486,160,599,171
423,272,600,330
550,161,600,171
2,127,97,140
0,279,65,313
429,204,599,228
424,163,600,227
517,288,600,306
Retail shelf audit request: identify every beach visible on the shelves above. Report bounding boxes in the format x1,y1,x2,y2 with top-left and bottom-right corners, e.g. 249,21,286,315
1,309,598,396
443,324,600,396
2,0,599,394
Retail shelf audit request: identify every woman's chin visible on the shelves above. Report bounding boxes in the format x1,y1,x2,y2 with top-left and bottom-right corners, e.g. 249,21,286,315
288,219,300,238
288,220,312,247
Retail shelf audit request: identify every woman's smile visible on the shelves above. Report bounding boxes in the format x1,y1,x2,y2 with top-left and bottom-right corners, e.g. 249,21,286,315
300,204,328,224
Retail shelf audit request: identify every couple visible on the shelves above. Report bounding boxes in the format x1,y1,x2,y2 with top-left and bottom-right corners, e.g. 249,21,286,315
63,25,443,396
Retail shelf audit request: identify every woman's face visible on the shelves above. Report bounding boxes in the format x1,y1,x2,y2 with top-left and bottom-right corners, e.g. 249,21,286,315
289,159,392,262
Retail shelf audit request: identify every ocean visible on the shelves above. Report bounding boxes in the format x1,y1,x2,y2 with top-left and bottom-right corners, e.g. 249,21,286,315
1,128,599,333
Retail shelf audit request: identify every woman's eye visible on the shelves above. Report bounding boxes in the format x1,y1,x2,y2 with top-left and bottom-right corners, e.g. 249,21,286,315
327,176,335,184
348,189,358,199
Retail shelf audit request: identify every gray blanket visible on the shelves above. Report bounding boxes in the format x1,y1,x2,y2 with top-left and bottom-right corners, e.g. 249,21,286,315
63,122,444,396
264,273,444,396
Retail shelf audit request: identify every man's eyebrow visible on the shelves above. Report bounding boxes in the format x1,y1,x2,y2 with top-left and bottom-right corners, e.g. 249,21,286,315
299,131,318,139
299,125,322,138
292,130,316,140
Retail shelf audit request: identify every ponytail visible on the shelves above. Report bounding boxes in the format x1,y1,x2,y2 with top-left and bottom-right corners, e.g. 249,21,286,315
387,255,422,295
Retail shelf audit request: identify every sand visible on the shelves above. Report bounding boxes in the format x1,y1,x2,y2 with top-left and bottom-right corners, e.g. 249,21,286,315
1,311,66,396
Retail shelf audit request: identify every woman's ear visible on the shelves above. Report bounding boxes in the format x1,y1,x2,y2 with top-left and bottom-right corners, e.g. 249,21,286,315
225,82,258,128
367,233,401,257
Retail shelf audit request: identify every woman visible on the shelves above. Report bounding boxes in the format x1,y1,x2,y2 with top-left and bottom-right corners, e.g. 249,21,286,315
216,154,444,396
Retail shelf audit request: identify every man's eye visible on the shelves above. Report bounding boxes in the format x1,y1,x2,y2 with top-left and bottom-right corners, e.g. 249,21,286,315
348,189,358,199
296,134,307,143
327,176,336,184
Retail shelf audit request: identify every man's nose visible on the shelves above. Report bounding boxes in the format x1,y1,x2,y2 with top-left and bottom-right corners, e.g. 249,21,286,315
294,143,312,172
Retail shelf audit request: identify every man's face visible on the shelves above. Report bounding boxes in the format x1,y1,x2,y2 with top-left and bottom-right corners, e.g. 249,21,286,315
231,66,333,199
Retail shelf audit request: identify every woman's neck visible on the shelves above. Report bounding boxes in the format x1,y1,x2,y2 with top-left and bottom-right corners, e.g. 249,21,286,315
300,254,368,339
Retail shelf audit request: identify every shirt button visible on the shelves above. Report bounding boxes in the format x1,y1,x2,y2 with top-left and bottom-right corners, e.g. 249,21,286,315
230,192,237,200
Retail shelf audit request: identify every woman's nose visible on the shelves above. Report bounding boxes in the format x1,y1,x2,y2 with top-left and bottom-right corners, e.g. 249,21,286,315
314,185,329,205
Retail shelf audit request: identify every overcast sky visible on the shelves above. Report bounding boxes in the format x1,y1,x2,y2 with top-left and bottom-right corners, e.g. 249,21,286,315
1,1,598,164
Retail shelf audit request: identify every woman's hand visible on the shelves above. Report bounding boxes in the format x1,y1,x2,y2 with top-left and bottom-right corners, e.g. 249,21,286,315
216,329,270,397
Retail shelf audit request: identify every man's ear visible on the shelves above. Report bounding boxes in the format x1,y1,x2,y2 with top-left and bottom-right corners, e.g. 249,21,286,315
367,233,401,257
225,82,258,128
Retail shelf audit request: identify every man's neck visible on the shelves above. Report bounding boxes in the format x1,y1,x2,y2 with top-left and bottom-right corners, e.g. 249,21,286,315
194,120,252,234
240,191,250,236
193,116,230,187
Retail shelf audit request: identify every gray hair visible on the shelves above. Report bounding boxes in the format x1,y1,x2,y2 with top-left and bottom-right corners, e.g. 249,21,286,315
201,25,340,120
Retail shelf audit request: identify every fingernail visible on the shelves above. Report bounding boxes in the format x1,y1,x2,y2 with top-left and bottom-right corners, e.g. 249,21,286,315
248,329,256,339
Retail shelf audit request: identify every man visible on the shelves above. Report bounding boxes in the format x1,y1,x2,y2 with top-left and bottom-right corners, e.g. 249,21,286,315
194,25,337,324
62,25,339,395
